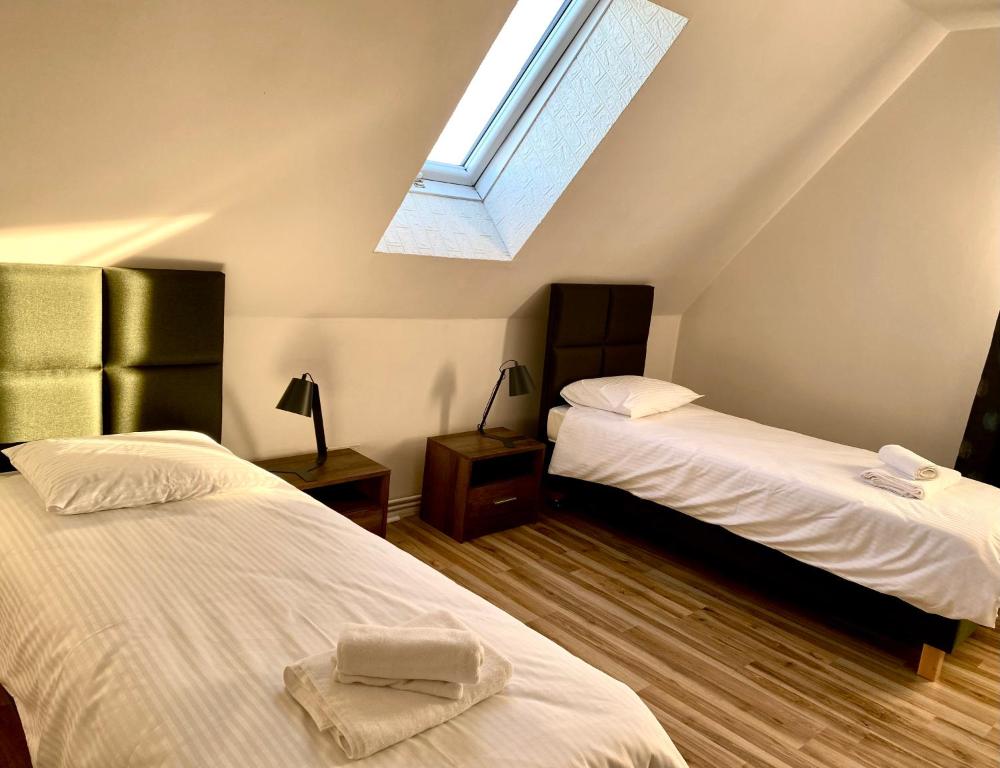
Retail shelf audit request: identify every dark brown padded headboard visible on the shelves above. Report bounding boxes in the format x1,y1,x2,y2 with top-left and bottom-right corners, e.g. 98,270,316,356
955,309,1000,487
0,264,225,471
537,283,653,439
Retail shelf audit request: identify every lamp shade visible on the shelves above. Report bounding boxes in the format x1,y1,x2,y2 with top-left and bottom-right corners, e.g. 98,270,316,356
276,376,315,417
507,364,534,397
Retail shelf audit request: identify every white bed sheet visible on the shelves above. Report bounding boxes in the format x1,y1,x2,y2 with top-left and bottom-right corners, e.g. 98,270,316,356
547,405,571,441
0,473,685,768
549,405,1000,626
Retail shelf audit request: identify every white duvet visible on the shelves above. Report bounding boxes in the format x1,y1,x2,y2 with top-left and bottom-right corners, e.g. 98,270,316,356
549,405,1000,627
0,473,685,768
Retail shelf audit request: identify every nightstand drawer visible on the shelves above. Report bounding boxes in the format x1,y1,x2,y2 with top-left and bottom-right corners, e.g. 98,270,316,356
421,429,545,542
465,476,538,537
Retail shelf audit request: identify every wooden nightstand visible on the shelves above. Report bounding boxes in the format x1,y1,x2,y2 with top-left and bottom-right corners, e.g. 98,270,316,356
256,449,390,537
420,429,545,542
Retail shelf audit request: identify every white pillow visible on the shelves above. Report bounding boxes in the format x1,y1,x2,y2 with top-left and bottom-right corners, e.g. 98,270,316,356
561,375,702,419
2,430,279,515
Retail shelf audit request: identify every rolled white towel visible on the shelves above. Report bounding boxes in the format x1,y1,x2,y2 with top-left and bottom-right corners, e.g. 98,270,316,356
284,610,512,759
333,660,464,700
878,444,943,480
336,622,483,685
861,465,962,499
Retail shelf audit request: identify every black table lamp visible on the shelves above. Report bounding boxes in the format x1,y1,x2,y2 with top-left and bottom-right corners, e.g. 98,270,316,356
478,360,534,448
276,373,327,480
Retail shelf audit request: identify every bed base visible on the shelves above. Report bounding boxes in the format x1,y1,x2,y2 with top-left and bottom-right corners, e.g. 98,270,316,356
534,283,980,679
549,475,979,681
918,645,947,681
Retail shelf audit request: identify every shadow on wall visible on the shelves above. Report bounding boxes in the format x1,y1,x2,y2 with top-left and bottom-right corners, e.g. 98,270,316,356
509,284,549,319
430,361,457,435
501,309,547,437
376,435,428,498
223,379,258,456
112,255,224,272
223,319,338,457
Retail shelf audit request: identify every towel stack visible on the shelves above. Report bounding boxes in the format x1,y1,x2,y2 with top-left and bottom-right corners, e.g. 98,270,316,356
861,444,962,499
284,610,512,759
334,621,484,700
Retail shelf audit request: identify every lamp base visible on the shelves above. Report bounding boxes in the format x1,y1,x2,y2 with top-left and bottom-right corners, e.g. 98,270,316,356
477,427,521,449
274,459,326,483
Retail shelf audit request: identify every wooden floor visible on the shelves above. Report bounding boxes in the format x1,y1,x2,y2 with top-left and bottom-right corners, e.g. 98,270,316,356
2,510,996,768
389,510,1000,768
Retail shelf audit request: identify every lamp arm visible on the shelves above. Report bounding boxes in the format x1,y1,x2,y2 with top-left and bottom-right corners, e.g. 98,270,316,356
477,368,508,433
312,384,328,465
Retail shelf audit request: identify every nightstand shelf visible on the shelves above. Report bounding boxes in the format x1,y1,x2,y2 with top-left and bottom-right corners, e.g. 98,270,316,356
256,449,390,537
421,428,545,542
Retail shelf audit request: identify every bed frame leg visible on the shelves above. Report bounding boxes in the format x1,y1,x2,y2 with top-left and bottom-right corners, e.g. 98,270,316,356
917,644,946,681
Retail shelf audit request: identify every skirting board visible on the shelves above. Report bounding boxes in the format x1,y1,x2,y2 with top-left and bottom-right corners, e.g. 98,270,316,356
388,494,420,523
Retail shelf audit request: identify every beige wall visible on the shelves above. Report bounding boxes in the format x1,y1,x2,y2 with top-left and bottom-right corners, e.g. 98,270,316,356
224,317,541,497
225,314,680,497
0,0,703,501
0,0,948,318
0,0,984,496
674,29,1000,466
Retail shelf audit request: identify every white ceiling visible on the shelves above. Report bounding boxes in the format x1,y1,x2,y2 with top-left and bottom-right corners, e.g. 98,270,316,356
0,0,984,319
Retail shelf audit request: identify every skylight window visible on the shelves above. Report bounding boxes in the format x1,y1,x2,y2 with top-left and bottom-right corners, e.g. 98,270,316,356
378,0,688,261
428,0,568,167
422,0,599,188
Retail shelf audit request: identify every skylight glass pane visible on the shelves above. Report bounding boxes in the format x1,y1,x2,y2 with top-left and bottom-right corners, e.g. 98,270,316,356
427,0,568,167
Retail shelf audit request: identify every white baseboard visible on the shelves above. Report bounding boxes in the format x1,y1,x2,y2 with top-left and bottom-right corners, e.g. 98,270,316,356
387,494,420,523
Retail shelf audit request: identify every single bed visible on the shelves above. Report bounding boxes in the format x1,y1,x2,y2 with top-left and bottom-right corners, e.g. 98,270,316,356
0,265,686,767
549,403,1000,627
0,471,683,767
537,283,997,679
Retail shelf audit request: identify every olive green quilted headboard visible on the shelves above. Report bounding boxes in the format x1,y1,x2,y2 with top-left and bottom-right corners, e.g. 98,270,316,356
0,264,224,468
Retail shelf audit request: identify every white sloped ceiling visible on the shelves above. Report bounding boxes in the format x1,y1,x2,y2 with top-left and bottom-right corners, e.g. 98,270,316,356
0,0,983,319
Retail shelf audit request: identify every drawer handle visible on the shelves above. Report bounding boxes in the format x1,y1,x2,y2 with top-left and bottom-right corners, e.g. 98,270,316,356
492,496,518,505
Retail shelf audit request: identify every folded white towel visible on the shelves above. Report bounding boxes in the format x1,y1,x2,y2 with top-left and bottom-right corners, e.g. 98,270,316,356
336,621,483,685
861,465,962,499
284,611,512,759
878,444,944,480
333,660,464,700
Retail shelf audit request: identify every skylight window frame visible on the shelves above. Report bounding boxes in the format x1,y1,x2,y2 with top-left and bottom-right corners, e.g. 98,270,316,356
420,0,601,189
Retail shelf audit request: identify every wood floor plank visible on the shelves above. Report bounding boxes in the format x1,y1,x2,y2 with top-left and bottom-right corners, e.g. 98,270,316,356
640,683,821,768
527,615,652,691
393,511,1000,768
486,526,582,573
437,562,541,624
642,699,748,768
564,554,702,619
830,654,999,733
799,729,867,768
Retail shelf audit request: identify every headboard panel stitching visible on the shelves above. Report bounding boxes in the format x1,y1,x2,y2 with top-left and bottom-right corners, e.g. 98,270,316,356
0,264,224,472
